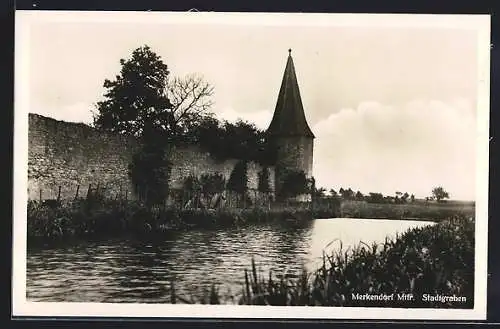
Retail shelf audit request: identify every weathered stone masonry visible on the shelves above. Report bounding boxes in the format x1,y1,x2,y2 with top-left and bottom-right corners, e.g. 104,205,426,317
28,49,313,203
28,113,275,201
266,50,315,199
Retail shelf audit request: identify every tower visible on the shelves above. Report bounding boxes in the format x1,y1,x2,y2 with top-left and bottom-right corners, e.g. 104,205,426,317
266,49,315,200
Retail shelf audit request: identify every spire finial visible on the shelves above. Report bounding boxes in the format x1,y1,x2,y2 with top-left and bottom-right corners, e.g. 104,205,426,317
288,48,292,55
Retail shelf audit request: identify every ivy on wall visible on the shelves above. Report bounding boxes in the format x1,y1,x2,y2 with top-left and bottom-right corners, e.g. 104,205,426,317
128,143,172,207
191,118,277,166
227,160,249,194
200,173,226,197
278,169,309,199
258,166,272,193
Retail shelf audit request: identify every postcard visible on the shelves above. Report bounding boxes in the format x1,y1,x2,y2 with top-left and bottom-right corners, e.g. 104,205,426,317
13,11,490,320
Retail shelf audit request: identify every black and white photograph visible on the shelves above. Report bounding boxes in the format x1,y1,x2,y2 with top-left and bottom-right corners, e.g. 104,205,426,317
13,11,490,320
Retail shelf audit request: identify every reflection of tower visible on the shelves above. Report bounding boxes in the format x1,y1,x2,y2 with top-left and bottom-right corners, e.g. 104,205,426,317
266,49,315,199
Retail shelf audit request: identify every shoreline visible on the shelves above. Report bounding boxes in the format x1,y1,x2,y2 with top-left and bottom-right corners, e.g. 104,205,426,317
26,198,474,245
232,214,475,308
26,214,475,308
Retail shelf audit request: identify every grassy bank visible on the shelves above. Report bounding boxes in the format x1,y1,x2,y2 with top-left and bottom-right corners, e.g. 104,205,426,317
27,196,473,243
171,214,475,308
27,199,316,244
339,200,475,221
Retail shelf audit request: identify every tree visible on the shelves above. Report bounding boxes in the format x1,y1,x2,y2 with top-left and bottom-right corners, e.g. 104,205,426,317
166,73,214,140
279,170,309,199
329,189,338,197
355,191,364,201
94,46,215,204
218,119,275,165
410,194,415,202
313,187,327,198
344,188,355,200
402,192,410,203
384,196,394,203
190,117,276,166
367,192,384,204
308,176,316,195
338,187,355,200
432,186,450,202
93,45,171,138
227,160,248,194
128,140,172,207
227,160,249,207
93,45,213,142
222,120,261,161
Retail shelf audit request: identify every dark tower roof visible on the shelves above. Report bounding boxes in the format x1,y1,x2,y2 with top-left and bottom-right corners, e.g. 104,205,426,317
266,49,315,138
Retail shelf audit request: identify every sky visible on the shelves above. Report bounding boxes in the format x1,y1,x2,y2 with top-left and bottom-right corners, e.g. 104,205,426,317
18,12,489,201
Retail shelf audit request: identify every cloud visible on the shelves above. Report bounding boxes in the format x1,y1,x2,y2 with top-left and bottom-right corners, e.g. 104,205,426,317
214,107,273,130
312,98,476,200
31,99,477,201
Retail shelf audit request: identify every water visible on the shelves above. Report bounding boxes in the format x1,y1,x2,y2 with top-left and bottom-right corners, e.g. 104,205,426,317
26,218,434,303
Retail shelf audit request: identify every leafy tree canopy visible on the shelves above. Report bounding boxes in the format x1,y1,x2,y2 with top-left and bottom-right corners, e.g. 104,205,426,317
93,45,213,143
189,117,277,166
93,45,277,166
93,46,171,139
432,186,450,202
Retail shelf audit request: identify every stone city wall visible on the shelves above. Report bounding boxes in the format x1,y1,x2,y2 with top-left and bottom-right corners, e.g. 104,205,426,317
28,114,275,201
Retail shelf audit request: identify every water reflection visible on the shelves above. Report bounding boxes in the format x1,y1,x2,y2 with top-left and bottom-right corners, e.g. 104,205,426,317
27,218,432,303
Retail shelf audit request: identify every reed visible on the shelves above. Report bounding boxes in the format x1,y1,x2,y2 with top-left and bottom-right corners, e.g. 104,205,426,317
26,199,315,243
168,214,474,308
339,200,475,221
28,197,474,307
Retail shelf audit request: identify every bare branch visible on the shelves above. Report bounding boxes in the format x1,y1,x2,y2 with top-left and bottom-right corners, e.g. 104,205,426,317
166,73,214,128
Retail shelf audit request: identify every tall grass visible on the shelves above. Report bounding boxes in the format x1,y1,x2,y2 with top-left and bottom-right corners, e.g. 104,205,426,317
168,215,474,308
27,198,314,244
28,197,474,308
340,200,475,221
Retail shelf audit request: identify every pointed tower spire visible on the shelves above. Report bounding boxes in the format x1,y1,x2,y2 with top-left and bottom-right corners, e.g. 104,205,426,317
266,49,315,138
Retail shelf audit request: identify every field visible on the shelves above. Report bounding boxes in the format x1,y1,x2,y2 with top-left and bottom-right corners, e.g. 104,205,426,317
339,199,475,221
27,195,475,244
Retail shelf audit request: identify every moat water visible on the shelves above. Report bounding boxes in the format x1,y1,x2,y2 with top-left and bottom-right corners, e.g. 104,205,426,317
26,218,434,303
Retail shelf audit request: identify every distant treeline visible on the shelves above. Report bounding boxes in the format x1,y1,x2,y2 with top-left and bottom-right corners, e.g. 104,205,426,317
313,186,456,204
314,187,415,204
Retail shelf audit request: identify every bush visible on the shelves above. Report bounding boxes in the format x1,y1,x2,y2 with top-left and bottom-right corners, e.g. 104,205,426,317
278,170,309,199
258,167,272,193
128,142,172,207
26,199,317,244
